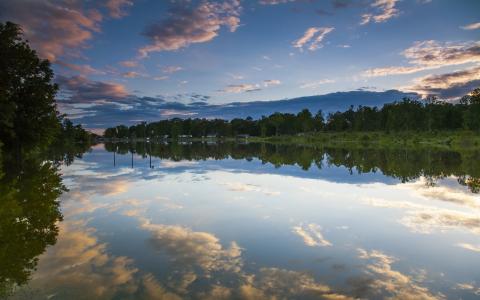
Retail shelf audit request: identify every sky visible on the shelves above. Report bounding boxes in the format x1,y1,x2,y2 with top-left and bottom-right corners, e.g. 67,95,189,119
1,0,479,132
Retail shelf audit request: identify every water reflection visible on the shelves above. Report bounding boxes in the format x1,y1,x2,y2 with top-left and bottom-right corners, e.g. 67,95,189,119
0,158,64,297
4,142,480,299
105,142,480,193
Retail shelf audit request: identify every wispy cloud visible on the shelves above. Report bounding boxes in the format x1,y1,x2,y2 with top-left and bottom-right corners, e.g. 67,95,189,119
405,65,480,99
292,223,332,247
0,0,103,61
57,61,106,75
263,79,281,87
122,71,147,78
293,27,334,51
456,243,480,253
138,0,242,58
258,0,297,5
119,60,139,68
104,0,133,19
363,40,480,77
219,79,281,93
461,22,480,30
162,66,184,74
300,79,335,89
360,0,399,25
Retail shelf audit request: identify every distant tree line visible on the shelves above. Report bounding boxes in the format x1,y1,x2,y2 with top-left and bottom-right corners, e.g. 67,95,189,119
104,89,480,139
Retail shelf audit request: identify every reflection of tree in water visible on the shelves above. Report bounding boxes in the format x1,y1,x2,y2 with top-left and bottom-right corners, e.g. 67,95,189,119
0,158,64,296
106,142,480,193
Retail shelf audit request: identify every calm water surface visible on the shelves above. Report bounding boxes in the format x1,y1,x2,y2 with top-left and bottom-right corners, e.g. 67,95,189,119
6,142,480,299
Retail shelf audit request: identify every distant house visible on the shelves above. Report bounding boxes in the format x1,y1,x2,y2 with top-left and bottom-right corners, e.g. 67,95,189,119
236,134,250,139
206,134,217,139
178,134,192,139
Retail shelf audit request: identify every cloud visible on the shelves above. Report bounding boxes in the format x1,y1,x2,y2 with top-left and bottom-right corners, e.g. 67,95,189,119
218,84,262,93
138,218,243,293
360,0,399,25
153,76,169,81
119,60,139,68
57,61,106,75
0,0,103,61
357,249,441,299
292,223,332,247
461,22,480,30
122,71,146,78
263,79,281,87
23,220,139,299
456,243,480,253
258,0,297,5
405,65,480,99
138,0,241,58
228,73,244,80
239,267,353,299
57,75,129,104
300,79,335,89
162,66,184,74
293,27,334,51
104,0,133,18
221,182,280,196
362,196,480,235
364,40,480,77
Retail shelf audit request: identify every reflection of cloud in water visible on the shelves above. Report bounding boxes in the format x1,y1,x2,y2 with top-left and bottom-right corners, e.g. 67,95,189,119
140,218,243,274
455,283,480,296
159,160,198,168
357,249,442,300
402,177,480,209
221,181,280,196
12,220,139,299
362,197,480,235
456,243,480,253
238,268,353,300
292,223,332,247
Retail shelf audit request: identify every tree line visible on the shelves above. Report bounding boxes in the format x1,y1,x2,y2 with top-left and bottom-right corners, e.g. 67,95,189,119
104,89,480,139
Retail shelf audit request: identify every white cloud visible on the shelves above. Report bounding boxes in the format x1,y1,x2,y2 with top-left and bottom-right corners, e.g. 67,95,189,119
263,79,281,87
360,0,399,25
292,223,332,247
456,243,480,253
461,22,480,30
300,79,335,89
293,27,334,51
363,40,480,77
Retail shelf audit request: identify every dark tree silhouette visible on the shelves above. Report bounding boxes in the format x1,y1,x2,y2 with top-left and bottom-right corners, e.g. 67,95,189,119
0,22,61,154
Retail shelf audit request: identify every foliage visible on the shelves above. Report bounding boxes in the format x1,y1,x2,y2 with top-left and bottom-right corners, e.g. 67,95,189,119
0,22,60,153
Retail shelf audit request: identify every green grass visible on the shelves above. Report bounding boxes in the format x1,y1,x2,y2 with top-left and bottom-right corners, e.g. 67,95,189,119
248,131,480,150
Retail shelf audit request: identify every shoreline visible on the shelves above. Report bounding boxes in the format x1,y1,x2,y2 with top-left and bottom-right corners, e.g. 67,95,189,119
98,130,480,150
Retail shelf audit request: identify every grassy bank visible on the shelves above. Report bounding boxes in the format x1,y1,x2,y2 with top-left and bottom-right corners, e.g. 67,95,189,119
248,131,480,150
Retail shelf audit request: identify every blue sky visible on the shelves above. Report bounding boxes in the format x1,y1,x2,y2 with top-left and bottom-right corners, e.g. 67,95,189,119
1,0,479,131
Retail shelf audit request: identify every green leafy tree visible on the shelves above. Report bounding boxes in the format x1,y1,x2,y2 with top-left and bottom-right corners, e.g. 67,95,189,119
0,22,61,153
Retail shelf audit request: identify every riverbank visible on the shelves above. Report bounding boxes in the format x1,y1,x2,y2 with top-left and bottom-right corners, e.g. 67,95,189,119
100,130,480,150
248,131,480,150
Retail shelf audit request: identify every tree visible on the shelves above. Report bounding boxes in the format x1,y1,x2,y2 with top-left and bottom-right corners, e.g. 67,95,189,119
0,22,61,153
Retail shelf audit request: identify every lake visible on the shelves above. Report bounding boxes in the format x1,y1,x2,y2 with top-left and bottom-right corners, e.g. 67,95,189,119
4,142,480,299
